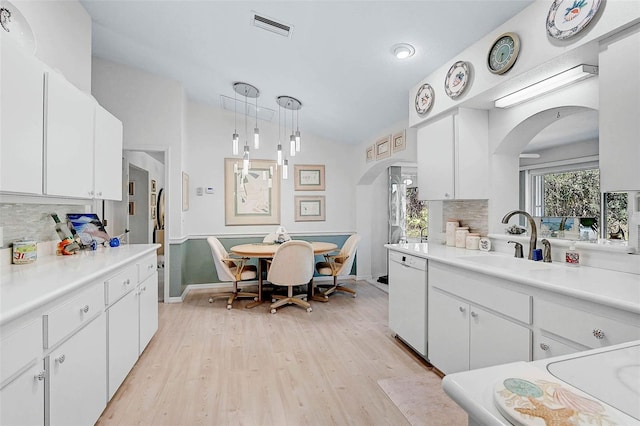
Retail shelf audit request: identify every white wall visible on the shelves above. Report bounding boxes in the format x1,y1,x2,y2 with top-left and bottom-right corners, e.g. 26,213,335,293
12,0,91,92
91,58,184,240
184,100,356,236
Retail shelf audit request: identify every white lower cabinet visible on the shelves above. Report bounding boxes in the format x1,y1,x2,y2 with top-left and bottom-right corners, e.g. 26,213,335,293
429,287,531,375
48,313,106,426
533,332,586,361
107,290,139,400
0,361,45,426
138,272,159,355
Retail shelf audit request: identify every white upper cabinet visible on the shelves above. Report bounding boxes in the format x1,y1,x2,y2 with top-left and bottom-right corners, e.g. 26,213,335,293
94,105,123,200
417,108,488,200
599,30,640,192
44,71,96,198
0,41,44,195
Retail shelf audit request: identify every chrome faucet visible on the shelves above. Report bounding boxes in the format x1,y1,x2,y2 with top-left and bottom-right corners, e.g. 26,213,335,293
420,227,428,242
541,239,552,262
502,210,537,260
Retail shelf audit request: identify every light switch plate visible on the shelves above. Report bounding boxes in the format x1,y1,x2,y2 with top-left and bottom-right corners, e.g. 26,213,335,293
196,187,203,196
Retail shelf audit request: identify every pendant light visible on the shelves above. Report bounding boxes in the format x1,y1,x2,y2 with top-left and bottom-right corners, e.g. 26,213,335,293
253,94,260,149
232,82,260,158
277,102,283,166
277,95,302,160
289,107,296,157
295,109,301,152
232,88,239,155
283,158,289,179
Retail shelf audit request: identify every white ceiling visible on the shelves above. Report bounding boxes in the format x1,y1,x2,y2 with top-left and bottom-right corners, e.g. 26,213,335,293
81,0,536,146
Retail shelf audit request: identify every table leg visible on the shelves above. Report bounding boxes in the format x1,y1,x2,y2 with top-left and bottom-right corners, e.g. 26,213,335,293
246,258,264,309
309,277,329,303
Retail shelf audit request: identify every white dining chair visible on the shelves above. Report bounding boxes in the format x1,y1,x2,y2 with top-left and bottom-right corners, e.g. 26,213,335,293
207,236,258,309
267,240,315,314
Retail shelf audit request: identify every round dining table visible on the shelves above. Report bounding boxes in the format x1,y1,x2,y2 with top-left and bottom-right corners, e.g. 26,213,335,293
230,241,338,307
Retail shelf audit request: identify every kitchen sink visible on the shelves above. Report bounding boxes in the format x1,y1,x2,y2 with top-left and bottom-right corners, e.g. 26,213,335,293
546,343,640,420
458,254,558,271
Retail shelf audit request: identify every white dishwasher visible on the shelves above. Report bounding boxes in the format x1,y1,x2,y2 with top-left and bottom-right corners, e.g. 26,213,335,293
388,250,428,358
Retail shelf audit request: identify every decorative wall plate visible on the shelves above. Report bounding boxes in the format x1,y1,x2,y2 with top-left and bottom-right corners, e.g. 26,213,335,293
0,0,35,53
444,61,470,99
487,32,520,75
546,0,602,40
415,83,434,115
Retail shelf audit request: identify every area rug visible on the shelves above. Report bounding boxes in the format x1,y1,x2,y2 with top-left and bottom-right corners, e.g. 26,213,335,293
377,372,468,426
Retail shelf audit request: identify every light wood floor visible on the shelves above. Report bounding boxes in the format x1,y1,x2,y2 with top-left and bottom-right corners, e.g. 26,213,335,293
97,281,438,425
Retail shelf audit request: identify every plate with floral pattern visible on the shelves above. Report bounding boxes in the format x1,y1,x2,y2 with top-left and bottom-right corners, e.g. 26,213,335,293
414,83,434,115
546,0,602,40
444,61,470,99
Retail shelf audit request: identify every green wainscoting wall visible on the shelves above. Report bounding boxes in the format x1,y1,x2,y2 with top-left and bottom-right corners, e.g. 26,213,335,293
168,234,354,298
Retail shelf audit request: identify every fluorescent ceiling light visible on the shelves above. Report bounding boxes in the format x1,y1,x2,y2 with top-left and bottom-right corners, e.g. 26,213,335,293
495,65,598,108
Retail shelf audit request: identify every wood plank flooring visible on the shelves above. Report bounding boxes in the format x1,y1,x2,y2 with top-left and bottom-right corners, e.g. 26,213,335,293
96,281,440,425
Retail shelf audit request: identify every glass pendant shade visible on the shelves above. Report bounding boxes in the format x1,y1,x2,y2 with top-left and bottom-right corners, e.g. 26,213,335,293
232,133,239,155
254,128,260,149
242,146,249,176
290,135,296,156
277,144,283,165
283,159,289,179
295,130,301,152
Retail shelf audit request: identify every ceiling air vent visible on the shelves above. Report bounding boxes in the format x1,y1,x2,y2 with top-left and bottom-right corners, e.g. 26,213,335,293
252,11,293,38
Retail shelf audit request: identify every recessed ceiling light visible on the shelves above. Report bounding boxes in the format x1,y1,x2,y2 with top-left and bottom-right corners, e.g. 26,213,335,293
392,43,415,59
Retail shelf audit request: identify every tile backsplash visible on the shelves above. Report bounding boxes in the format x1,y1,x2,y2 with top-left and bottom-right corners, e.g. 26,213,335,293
442,199,488,236
0,203,91,247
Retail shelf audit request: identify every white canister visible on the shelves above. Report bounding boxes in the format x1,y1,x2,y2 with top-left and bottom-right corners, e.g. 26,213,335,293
455,227,469,248
446,219,460,247
465,233,481,250
12,240,37,264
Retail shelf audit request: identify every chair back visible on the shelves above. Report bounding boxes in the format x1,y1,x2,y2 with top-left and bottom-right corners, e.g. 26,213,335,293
267,241,314,286
206,236,235,282
335,234,361,277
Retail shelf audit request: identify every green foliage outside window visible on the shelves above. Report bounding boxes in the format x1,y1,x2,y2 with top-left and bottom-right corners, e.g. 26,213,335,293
406,188,428,239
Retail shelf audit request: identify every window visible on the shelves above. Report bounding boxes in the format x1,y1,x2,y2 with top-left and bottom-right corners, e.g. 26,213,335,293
406,187,428,240
524,163,628,240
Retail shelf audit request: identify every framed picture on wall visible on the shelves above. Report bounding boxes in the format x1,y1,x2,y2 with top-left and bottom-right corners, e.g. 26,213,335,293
151,193,156,206
366,145,375,162
224,158,281,225
375,135,391,160
294,164,325,191
128,181,135,196
392,130,406,153
182,172,189,211
294,196,326,222
151,179,157,193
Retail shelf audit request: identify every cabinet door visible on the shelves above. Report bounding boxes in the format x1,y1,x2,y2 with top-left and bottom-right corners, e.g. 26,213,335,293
44,71,95,198
0,41,44,194
469,305,531,370
49,314,106,426
0,362,45,426
94,105,123,200
107,290,139,400
417,114,454,200
455,108,488,199
138,273,158,355
428,288,469,374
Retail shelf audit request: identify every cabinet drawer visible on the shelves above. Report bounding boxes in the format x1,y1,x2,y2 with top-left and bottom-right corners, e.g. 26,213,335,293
44,283,103,349
536,299,640,349
138,254,157,283
0,320,42,385
533,332,585,361
105,264,137,305
430,263,531,324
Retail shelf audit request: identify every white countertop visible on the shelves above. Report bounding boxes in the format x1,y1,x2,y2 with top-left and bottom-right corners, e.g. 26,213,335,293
0,244,159,326
385,243,640,315
442,340,640,425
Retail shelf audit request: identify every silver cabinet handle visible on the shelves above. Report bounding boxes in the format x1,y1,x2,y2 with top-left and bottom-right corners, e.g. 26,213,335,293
55,354,65,364
80,305,89,314
141,285,147,292
470,311,478,318
96,191,102,196
148,264,154,270
593,328,605,339
35,370,46,381
539,343,550,351
123,278,131,286
444,193,450,198
458,306,466,313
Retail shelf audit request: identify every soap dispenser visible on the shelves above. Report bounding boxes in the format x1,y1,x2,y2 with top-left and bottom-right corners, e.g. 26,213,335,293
565,243,580,266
